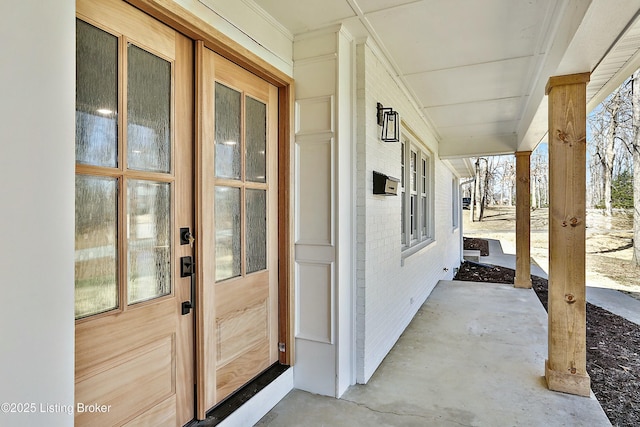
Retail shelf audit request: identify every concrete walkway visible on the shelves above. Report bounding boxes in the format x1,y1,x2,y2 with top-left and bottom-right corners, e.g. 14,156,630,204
586,287,640,326
476,238,549,279
257,280,610,426
474,238,640,326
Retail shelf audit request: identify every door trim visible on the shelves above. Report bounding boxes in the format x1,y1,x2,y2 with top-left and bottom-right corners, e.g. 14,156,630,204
125,0,295,414
125,0,292,87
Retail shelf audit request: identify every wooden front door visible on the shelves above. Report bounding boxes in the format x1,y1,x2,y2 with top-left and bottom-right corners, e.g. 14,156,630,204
74,0,194,425
196,47,279,416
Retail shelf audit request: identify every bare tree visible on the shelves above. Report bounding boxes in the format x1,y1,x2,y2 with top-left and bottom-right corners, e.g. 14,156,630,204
531,150,549,209
631,71,640,266
480,157,493,220
502,157,516,206
592,73,639,265
588,84,634,212
589,111,605,208
603,90,621,216
470,156,511,221
589,89,623,214
471,159,480,222
473,158,488,221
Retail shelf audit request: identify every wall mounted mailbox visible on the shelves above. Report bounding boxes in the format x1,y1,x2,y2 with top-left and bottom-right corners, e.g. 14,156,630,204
373,171,400,195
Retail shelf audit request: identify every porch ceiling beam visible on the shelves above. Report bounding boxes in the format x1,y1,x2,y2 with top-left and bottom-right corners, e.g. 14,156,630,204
544,71,591,397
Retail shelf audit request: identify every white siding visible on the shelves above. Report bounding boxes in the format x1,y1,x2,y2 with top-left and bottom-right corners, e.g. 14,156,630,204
356,41,462,383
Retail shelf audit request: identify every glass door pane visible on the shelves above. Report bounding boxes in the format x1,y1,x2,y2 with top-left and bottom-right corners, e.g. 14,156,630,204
215,83,241,179
127,180,171,304
215,186,241,281
246,189,267,273
75,19,118,168
127,44,171,173
246,97,266,183
75,175,118,318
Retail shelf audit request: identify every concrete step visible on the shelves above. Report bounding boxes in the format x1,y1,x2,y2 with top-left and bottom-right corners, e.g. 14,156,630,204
463,249,481,262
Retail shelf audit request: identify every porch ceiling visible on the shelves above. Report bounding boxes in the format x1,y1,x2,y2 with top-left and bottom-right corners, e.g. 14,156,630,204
251,0,640,171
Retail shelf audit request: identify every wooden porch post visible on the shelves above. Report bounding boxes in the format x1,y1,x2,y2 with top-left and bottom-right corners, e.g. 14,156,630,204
544,72,591,397
515,151,532,289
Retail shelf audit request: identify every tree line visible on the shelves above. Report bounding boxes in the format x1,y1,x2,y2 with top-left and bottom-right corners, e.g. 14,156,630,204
589,74,638,213
463,71,640,266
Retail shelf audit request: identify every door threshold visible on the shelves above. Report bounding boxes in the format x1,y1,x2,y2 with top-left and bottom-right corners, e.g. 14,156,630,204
193,363,292,426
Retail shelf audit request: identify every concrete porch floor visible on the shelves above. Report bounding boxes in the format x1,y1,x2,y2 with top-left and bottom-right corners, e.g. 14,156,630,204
256,279,610,426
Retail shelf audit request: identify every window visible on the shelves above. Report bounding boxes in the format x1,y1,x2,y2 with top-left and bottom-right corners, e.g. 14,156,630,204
410,149,417,242
452,178,459,229
401,134,433,253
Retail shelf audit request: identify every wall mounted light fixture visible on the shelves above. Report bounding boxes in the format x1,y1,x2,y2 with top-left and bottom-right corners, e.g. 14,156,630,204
376,102,399,142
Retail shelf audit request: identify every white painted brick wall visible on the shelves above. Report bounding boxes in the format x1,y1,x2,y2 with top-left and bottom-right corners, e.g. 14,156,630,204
355,41,462,383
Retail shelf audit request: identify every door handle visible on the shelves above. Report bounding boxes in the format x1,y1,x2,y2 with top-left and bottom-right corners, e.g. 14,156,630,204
180,227,196,247
180,256,195,315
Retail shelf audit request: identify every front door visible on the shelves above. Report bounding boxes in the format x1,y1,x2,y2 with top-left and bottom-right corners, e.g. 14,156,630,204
196,47,280,416
74,0,194,425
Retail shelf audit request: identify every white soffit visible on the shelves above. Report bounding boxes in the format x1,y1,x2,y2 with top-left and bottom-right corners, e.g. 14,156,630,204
252,0,640,157
444,157,475,179
406,56,534,108
364,1,548,73
249,0,356,33
518,0,640,152
587,10,640,111
428,98,521,129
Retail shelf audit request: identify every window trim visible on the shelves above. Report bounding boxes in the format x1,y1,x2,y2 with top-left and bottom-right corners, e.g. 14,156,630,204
400,131,434,257
452,178,460,230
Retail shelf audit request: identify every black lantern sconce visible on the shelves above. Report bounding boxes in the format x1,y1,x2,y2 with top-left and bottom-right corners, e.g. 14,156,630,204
377,102,399,142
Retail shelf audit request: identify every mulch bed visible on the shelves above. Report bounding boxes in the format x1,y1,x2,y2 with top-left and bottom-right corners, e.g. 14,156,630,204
463,237,490,256
454,261,640,427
